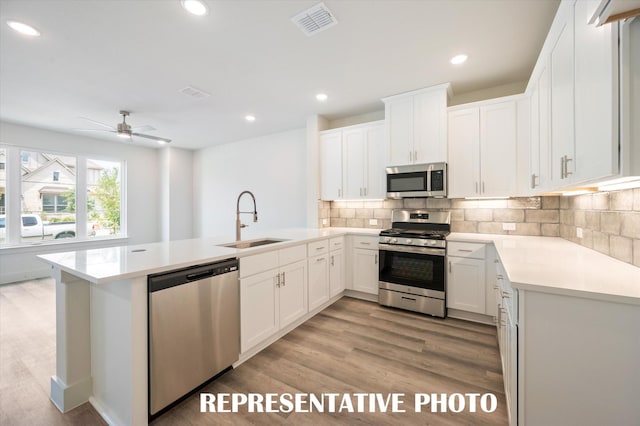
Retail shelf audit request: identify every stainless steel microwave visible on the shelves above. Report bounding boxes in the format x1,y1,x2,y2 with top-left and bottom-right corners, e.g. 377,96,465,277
385,162,447,198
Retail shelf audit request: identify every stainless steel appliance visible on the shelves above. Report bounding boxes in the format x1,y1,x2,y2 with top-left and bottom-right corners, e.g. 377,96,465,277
378,209,450,317
148,258,240,417
385,162,447,198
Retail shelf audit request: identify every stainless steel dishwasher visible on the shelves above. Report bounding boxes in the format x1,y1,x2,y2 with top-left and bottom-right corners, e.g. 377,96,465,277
148,258,239,417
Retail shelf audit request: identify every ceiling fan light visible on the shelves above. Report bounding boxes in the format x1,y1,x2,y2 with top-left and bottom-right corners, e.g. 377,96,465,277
117,132,131,139
181,0,208,16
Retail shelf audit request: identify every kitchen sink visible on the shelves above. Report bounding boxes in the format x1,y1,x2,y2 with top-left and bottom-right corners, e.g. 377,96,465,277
217,238,289,249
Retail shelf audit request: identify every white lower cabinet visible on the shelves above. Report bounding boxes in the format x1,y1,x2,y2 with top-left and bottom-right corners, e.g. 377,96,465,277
329,237,345,297
240,245,308,353
447,256,486,314
495,257,517,426
350,235,379,295
352,248,378,294
446,241,487,314
308,254,330,311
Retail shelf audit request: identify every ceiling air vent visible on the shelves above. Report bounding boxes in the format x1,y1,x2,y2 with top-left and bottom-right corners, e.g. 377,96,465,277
291,2,338,36
178,85,211,99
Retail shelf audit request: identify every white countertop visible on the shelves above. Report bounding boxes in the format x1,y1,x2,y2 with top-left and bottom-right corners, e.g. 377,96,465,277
37,227,379,284
449,233,640,306
39,228,640,305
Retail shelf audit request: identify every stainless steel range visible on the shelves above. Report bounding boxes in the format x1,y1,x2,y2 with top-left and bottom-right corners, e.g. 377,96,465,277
378,209,450,318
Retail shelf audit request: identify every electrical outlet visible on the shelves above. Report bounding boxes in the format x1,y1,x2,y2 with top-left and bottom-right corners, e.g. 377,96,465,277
322,218,328,226
577,227,583,238
369,218,378,225
502,223,516,231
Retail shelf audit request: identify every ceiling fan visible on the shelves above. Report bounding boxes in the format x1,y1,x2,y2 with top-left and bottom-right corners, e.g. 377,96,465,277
75,110,171,144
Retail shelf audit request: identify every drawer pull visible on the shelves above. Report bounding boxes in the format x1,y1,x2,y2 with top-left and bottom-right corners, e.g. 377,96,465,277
457,249,473,252
401,296,417,302
316,246,326,250
360,242,371,245
316,257,326,262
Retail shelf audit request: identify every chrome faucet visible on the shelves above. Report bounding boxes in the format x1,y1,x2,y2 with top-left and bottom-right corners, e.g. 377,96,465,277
236,190,258,241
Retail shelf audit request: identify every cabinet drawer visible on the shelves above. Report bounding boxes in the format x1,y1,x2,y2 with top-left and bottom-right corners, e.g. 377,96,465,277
279,244,307,266
447,241,486,259
308,239,329,255
329,237,344,251
351,235,378,250
240,251,279,278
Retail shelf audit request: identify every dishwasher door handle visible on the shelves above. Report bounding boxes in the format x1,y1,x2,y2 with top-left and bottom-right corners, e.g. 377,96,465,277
186,270,215,281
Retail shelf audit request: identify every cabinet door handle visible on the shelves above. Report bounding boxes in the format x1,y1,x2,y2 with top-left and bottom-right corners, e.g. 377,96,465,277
482,181,485,193
359,188,362,196
374,254,378,264
275,274,280,288
316,246,325,251
413,151,418,161
449,261,452,273
282,271,286,286
360,241,371,246
409,151,412,162
364,187,367,196
475,182,479,194
331,255,334,266
316,257,326,262
564,156,573,177
531,173,538,188
560,156,566,179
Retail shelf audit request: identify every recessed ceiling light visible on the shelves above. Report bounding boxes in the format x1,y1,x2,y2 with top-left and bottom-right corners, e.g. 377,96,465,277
6,20,41,37
450,54,468,65
316,93,328,102
181,0,208,16
245,115,256,122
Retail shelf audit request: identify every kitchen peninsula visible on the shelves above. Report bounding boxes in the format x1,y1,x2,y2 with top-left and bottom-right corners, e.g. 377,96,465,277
39,229,640,426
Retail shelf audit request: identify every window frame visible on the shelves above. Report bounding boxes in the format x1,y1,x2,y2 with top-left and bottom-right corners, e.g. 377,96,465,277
0,144,127,248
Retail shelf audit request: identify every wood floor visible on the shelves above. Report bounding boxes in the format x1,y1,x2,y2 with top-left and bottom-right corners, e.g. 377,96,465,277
0,279,507,425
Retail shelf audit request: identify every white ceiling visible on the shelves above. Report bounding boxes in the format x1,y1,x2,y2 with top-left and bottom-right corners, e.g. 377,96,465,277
0,0,560,150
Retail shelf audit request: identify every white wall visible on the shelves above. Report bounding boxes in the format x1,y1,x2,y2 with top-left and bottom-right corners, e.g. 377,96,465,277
0,121,163,283
194,128,307,240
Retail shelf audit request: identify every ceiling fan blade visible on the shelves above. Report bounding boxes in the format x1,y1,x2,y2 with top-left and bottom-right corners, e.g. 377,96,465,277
131,125,156,132
71,128,116,133
78,116,116,130
131,132,171,144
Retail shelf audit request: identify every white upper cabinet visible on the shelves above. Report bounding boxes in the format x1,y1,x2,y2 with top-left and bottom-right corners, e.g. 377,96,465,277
573,0,618,182
529,63,552,193
320,121,385,201
383,83,450,166
342,122,385,199
527,0,623,192
320,130,343,200
448,97,521,198
550,4,575,186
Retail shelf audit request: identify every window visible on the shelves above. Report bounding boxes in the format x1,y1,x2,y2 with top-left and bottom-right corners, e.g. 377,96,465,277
0,145,125,246
87,160,122,238
42,194,68,213
20,151,76,242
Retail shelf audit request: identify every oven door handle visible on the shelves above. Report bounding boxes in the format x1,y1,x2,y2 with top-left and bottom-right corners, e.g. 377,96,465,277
378,244,446,257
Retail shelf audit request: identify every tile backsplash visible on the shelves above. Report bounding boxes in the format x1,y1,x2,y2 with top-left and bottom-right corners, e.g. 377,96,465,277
319,187,640,268
559,188,640,267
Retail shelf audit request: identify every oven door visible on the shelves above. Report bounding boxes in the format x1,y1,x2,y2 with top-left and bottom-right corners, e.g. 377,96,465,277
378,244,445,299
